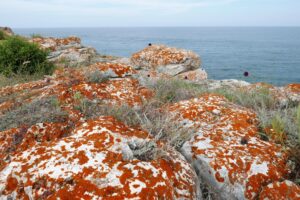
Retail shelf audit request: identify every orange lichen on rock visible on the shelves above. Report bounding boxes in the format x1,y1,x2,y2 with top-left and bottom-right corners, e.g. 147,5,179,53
259,180,300,200
169,94,291,199
177,69,208,81
0,63,153,117
0,116,198,199
286,83,300,93
89,62,137,77
31,36,81,51
57,78,153,106
0,123,68,170
131,44,201,69
283,83,300,102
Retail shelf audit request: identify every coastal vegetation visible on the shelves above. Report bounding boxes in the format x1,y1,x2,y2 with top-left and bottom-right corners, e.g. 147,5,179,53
0,35,54,87
0,30,7,40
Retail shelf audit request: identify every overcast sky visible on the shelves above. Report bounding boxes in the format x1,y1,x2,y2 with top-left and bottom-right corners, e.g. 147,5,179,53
1,0,300,28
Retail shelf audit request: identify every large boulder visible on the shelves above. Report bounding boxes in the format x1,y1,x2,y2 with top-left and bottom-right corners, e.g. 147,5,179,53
131,45,207,82
169,94,292,200
0,116,199,199
30,36,97,67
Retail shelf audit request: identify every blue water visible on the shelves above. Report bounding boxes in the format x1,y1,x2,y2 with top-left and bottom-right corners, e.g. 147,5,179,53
15,27,300,86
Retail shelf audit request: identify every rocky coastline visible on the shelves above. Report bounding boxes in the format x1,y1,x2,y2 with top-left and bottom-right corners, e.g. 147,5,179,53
0,30,300,199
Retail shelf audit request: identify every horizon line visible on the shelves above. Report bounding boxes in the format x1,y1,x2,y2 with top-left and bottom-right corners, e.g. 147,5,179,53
12,25,300,29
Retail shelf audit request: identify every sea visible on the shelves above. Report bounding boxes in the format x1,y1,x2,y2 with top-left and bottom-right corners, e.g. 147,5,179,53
15,27,300,86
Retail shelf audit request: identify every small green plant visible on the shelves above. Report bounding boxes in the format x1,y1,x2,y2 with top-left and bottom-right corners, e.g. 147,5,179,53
0,36,54,76
50,98,60,108
270,114,286,143
73,91,82,101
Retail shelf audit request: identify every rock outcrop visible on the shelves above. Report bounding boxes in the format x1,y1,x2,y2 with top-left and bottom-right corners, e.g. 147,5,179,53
30,36,97,67
0,62,201,199
0,27,14,36
169,94,291,200
0,63,151,116
131,45,207,82
0,116,199,199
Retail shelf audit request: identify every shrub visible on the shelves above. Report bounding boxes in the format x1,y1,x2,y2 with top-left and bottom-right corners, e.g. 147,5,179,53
0,36,54,76
0,30,6,40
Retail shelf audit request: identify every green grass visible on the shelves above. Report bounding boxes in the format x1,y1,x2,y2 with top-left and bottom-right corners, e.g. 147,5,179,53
149,78,206,104
0,73,45,88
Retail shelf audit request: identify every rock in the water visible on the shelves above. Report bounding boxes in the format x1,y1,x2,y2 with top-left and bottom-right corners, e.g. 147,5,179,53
0,116,199,199
169,94,291,200
30,36,97,67
259,180,300,200
0,27,14,36
131,44,207,81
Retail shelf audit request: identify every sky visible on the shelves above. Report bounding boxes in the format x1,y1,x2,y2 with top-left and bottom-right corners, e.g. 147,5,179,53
1,0,300,28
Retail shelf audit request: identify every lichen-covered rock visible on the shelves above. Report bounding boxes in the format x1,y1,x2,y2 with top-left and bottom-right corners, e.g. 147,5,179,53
131,45,207,80
131,45,201,70
177,69,208,82
204,79,251,90
30,36,97,66
259,180,300,200
0,123,68,171
169,94,291,200
282,83,300,103
0,116,199,199
0,63,151,115
89,62,137,78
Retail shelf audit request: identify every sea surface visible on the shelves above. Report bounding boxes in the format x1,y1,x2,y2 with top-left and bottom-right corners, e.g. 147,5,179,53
15,27,300,86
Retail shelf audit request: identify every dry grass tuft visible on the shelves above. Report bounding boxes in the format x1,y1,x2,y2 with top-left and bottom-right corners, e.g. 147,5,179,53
0,96,68,131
